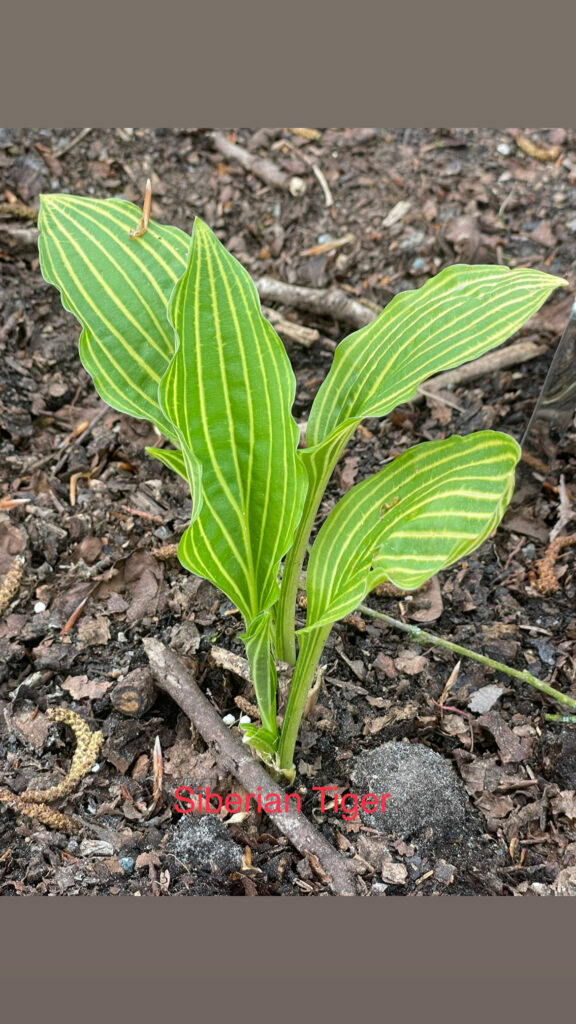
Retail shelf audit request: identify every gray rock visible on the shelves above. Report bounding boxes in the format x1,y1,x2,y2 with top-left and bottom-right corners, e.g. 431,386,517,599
351,741,468,844
166,816,243,875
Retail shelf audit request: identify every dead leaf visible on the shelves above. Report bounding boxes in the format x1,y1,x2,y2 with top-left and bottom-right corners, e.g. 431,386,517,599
373,653,396,678
467,685,504,714
163,740,229,796
530,220,556,248
551,790,576,822
0,520,26,577
380,860,408,885
476,711,533,763
5,706,51,752
363,716,388,736
62,674,112,700
406,576,443,623
94,550,167,623
76,615,111,647
394,651,427,675
336,456,360,492
475,792,515,818
297,756,322,777
365,696,388,709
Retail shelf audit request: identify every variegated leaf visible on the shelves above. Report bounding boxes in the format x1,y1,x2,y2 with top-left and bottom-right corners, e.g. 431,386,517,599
275,265,565,663
38,193,190,440
303,431,520,631
159,218,307,733
306,265,566,450
146,447,187,480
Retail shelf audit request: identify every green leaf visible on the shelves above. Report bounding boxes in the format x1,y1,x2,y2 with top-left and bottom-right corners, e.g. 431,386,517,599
303,431,520,632
38,193,190,440
275,264,565,663
306,265,566,451
159,216,308,627
146,447,188,481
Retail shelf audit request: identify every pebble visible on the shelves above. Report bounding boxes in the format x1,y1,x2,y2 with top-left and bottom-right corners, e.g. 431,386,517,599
119,857,135,875
33,601,47,614
411,257,428,272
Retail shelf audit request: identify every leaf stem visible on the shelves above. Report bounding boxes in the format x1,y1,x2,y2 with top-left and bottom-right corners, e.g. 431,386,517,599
276,496,320,665
276,429,356,665
358,603,576,712
277,624,332,773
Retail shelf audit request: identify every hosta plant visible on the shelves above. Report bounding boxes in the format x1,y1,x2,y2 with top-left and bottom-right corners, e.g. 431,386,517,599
38,192,566,779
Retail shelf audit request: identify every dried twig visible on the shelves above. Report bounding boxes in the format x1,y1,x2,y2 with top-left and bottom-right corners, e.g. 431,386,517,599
144,637,358,895
420,339,547,395
549,476,575,543
52,127,93,159
311,164,334,207
300,233,356,258
210,132,306,196
261,305,319,348
255,276,377,328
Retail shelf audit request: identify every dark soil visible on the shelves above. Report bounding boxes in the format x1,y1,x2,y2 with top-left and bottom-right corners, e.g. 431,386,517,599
2,127,576,897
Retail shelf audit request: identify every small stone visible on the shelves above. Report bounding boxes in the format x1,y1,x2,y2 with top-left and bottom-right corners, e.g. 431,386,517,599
166,816,243,874
351,741,469,844
34,601,47,614
497,142,513,156
119,857,135,875
411,257,427,272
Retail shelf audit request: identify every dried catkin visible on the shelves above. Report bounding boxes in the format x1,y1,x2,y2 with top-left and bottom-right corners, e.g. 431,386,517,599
0,707,103,832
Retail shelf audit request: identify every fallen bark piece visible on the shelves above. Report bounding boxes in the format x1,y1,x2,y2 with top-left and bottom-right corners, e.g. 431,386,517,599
421,339,546,395
110,667,157,717
144,637,358,895
210,132,306,196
